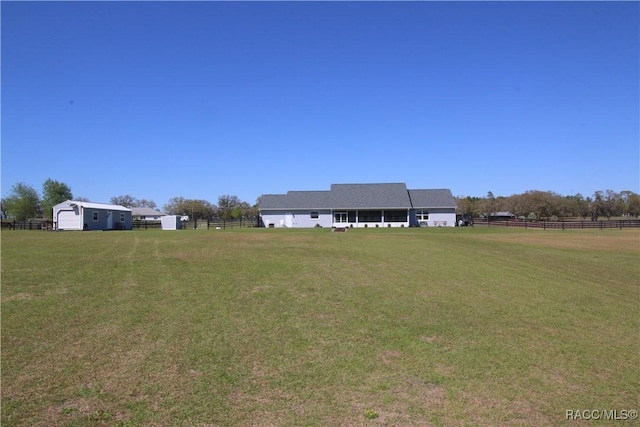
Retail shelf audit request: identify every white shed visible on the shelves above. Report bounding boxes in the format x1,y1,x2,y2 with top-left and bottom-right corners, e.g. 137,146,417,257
53,200,132,231
161,215,182,230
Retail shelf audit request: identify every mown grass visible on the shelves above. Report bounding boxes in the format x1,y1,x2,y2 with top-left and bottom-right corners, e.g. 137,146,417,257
1,228,638,426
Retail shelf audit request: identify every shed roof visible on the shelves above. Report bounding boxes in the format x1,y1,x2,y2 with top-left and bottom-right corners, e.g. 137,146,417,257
54,200,131,212
408,189,457,208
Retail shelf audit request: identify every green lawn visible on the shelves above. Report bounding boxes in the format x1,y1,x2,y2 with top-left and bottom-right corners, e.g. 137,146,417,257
1,228,638,426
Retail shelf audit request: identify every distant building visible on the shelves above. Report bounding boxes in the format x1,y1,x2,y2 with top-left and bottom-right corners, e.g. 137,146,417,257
131,207,166,221
53,200,132,231
487,212,516,220
259,183,457,228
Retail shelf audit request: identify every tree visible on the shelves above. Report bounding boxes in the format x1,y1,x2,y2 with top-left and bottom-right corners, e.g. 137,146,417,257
4,182,40,221
627,192,640,218
603,189,621,219
110,195,136,207
1,198,7,219
163,197,216,220
591,191,607,221
136,199,157,209
564,194,589,219
218,195,241,220
110,195,157,209
41,179,73,220
456,196,481,218
481,191,496,218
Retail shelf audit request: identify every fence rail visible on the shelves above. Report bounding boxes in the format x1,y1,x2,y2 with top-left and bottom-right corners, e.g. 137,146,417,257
1,220,53,230
132,218,258,230
473,219,640,230
1,218,259,231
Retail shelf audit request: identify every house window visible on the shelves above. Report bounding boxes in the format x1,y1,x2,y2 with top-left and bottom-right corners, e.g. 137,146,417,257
384,210,407,222
310,211,319,220
359,210,382,222
416,210,429,221
120,213,125,222
93,211,99,221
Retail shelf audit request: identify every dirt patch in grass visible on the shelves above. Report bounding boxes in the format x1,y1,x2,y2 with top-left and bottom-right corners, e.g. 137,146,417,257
1,292,33,302
459,392,553,427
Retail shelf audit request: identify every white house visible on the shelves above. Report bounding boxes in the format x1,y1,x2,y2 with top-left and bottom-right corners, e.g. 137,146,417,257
53,200,132,231
131,207,166,221
259,183,457,228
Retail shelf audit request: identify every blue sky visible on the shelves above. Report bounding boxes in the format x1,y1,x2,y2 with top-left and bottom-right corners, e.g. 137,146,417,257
2,1,638,208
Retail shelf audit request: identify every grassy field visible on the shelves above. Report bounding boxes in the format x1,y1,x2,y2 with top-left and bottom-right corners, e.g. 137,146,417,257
1,227,638,426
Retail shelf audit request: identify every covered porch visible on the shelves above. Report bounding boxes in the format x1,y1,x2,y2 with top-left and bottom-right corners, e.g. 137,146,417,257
332,209,409,228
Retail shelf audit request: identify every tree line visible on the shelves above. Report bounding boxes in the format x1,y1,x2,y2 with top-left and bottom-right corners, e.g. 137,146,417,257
456,190,640,221
1,180,258,222
2,179,638,223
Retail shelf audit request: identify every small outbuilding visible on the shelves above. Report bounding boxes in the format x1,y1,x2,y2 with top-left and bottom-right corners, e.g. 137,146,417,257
161,215,182,230
53,200,132,231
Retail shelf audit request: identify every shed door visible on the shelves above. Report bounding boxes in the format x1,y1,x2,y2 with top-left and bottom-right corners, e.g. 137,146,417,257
57,210,79,230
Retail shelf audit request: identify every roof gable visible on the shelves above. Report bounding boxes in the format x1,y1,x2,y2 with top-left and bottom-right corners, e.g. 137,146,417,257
330,183,411,209
408,189,457,208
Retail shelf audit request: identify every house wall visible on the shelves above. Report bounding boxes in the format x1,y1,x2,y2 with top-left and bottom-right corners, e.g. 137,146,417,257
262,209,456,228
429,209,456,227
261,210,332,228
80,208,132,230
410,208,456,227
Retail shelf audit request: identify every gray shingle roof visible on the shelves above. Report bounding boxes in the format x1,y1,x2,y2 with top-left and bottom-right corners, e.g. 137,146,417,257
258,194,289,209
131,207,166,216
330,183,412,209
259,192,332,209
285,191,333,209
259,184,457,210
408,189,457,208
